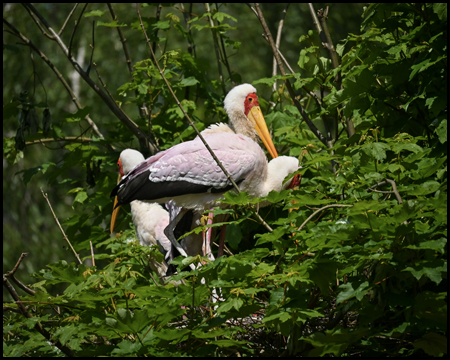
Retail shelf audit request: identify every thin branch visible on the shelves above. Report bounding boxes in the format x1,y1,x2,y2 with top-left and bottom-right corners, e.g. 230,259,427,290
40,187,82,265
3,17,107,143
152,3,163,56
22,3,54,40
4,254,36,296
308,3,355,138
3,259,75,357
297,204,352,232
262,34,322,107
58,3,79,36
4,253,28,278
106,3,159,154
254,3,328,148
273,4,290,92
21,4,158,154
367,179,403,205
205,3,226,96
90,241,95,267
25,137,92,146
245,3,259,18
214,3,235,87
67,3,88,59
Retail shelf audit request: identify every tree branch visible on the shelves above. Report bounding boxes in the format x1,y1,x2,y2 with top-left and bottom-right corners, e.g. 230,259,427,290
3,16,109,145
205,3,226,96
3,256,75,357
20,4,158,154
308,3,355,138
106,3,159,154
297,204,352,232
58,3,79,36
40,187,82,265
254,4,328,148
67,3,88,59
272,4,290,92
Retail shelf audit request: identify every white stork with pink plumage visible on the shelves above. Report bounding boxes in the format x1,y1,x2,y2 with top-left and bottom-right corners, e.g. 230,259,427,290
110,84,300,269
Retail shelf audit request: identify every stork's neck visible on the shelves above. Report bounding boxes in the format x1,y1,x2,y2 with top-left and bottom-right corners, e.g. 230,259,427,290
228,109,259,142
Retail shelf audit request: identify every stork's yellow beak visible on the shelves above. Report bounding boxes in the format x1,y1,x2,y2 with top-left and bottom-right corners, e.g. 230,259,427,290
110,173,122,234
247,106,278,159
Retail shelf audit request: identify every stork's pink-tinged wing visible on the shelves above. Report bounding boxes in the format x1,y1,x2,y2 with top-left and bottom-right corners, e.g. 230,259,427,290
112,132,267,206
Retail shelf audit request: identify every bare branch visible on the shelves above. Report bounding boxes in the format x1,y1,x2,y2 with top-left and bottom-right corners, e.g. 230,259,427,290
90,241,95,267
25,137,93,147
107,3,159,153
3,17,107,143
21,3,54,40
297,204,352,232
367,179,403,205
4,254,35,296
308,3,355,138
205,3,226,96
58,3,79,36
254,4,328,148
4,253,28,278
40,187,82,265
262,34,322,108
213,4,235,87
68,3,88,59
273,4,290,92
152,3,163,56
85,21,95,76
20,4,158,154
245,3,259,18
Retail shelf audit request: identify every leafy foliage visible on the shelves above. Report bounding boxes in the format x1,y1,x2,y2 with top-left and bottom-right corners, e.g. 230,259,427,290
3,3,446,357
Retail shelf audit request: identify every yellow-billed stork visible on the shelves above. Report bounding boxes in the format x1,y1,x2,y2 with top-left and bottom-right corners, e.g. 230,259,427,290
111,84,300,263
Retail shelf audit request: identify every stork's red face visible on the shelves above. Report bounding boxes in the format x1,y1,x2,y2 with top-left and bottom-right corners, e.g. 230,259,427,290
117,158,124,177
244,93,260,116
244,92,278,159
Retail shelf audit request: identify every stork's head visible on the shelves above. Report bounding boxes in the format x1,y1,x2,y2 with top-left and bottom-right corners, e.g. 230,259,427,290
110,149,145,234
118,149,145,176
224,83,278,159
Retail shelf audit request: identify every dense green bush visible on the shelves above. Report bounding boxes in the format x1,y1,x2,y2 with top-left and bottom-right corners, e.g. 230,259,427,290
3,3,446,356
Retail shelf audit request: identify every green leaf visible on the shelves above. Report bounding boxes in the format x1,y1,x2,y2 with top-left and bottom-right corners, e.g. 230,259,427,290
111,340,143,355
225,223,242,250
337,281,371,304
97,20,127,27
413,332,447,356
406,238,446,254
403,260,447,285
433,3,447,21
408,181,440,196
362,142,390,161
212,12,237,23
435,119,447,144
65,107,91,122
84,10,105,17
179,76,199,87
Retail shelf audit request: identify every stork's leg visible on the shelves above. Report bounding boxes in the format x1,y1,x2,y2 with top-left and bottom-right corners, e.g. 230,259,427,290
202,211,215,262
164,208,196,271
